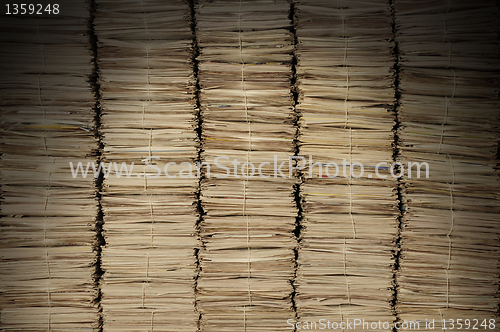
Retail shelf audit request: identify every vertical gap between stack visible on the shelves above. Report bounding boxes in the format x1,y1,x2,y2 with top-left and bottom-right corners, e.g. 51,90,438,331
288,1,303,329
187,0,205,330
388,0,404,330
87,0,105,330
496,0,500,320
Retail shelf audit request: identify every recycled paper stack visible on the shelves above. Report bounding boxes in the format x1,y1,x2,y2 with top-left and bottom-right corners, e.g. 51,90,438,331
395,0,500,327
196,0,297,330
0,3,99,331
294,1,398,329
94,0,199,330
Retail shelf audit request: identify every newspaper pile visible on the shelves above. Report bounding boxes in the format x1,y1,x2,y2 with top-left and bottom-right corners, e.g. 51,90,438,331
196,0,298,330
0,2,99,330
94,0,200,330
395,0,500,328
294,1,399,330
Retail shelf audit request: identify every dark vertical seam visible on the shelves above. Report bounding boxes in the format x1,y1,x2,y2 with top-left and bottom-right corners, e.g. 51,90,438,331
288,1,303,330
187,0,205,331
87,0,105,330
389,0,404,330
496,0,500,320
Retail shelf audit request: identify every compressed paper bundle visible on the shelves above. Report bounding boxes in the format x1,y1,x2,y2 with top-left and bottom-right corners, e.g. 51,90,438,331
292,1,399,329
2,1,499,330
196,0,298,330
395,0,500,328
93,0,200,330
0,2,99,331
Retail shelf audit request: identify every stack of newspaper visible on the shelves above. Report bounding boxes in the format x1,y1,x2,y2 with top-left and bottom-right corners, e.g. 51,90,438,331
294,1,398,330
94,0,199,330
2,1,499,330
0,2,99,330
196,0,298,330
395,0,500,327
